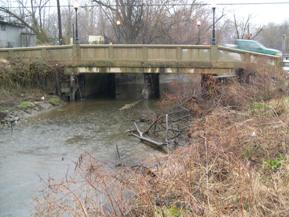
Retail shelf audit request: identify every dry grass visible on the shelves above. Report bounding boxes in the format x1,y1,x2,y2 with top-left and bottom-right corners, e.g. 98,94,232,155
0,58,63,90
35,67,289,217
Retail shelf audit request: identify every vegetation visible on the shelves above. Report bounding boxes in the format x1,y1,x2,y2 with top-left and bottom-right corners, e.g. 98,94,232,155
0,60,64,124
48,96,61,106
34,65,289,217
18,101,34,110
0,58,64,92
264,156,285,171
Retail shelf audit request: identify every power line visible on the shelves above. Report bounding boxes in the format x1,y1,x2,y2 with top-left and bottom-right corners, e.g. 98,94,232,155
2,1,289,9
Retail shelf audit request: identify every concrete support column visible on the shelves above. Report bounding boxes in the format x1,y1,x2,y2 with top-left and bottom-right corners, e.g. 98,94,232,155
142,73,160,99
70,74,79,101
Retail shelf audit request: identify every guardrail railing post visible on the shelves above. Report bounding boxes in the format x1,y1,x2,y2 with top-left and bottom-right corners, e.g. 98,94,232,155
72,44,81,65
176,47,181,62
41,48,47,62
142,46,148,63
244,53,250,65
8,50,14,59
108,45,114,61
210,45,218,66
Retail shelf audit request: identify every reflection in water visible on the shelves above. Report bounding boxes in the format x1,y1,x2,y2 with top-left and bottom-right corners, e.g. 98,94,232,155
0,100,162,217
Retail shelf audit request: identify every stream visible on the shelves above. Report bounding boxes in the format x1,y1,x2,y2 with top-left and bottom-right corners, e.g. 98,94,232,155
0,100,162,217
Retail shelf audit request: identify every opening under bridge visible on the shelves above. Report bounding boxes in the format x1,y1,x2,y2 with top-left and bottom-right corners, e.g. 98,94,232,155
0,44,282,100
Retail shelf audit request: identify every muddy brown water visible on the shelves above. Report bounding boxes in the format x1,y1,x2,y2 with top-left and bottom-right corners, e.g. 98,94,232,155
0,100,163,217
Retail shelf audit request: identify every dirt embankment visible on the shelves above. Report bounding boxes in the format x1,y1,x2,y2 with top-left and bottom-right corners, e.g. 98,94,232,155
0,58,66,127
0,88,63,127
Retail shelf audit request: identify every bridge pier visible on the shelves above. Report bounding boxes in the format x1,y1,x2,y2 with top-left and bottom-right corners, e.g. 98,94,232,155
142,74,160,99
69,75,80,101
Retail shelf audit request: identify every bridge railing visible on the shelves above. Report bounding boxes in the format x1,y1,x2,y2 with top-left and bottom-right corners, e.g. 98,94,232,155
77,44,213,67
0,44,281,71
218,46,281,69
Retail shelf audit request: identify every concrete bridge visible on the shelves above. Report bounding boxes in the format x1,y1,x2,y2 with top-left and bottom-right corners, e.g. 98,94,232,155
0,44,281,100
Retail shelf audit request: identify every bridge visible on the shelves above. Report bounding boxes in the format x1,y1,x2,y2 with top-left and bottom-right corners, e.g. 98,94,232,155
0,44,281,100
0,44,281,74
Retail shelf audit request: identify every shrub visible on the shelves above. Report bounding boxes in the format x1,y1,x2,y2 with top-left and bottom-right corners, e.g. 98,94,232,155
35,65,289,217
250,102,272,115
18,101,34,110
0,58,64,90
48,96,61,106
264,156,285,171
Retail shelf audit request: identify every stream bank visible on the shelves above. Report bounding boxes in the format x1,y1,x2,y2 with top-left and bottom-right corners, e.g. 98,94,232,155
0,88,63,127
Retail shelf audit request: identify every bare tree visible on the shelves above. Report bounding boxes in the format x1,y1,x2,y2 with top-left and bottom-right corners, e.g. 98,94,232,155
92,0,209,44
257,21,289,52
0,0,51,43
233,14,263,39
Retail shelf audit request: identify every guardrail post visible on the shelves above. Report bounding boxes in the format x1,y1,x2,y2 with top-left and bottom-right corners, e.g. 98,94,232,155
176,47,181,62
8,50,14,59
41,48,47,61
142,46,148,62
210,45,218,66
108,45,114,61
73,44,81,65
244,53,250,64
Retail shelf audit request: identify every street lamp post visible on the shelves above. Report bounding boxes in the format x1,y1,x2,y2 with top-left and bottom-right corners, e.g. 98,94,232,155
116,20,121,43
197,20,201,45
211,3,217,45
56,0,63,45
73,1,80,44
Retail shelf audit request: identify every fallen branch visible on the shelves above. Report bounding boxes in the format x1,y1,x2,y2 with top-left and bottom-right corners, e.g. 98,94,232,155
131,122,168,153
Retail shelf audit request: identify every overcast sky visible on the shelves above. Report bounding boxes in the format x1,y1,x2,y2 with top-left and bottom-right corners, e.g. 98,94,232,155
211,0,289,25
4,0,289,25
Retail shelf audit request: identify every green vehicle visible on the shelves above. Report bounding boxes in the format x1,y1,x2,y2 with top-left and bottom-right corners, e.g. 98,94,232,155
234,39,282,56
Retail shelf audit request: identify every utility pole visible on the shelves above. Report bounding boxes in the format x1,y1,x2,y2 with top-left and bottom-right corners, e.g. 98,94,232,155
211,3,216,45
74,1,80,44
56,0,63,45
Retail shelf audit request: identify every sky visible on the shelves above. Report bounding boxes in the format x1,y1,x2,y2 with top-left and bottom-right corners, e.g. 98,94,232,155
210,0,289,25
63,0,289,25
3,0,289,25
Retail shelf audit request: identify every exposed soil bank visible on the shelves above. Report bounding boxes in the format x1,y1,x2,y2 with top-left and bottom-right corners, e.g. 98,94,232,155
0,88,64,127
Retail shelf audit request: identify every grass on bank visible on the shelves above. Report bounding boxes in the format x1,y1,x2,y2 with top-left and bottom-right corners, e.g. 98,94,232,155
18,101,35,110
48,96,61,106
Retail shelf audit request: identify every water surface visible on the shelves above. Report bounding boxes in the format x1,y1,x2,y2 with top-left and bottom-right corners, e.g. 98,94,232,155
0,100,161,217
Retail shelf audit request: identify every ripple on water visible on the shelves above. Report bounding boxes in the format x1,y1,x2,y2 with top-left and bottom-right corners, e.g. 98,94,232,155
0,100,163,217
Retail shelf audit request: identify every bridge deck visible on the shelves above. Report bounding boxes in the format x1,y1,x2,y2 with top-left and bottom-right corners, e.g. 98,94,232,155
0,44,281,74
